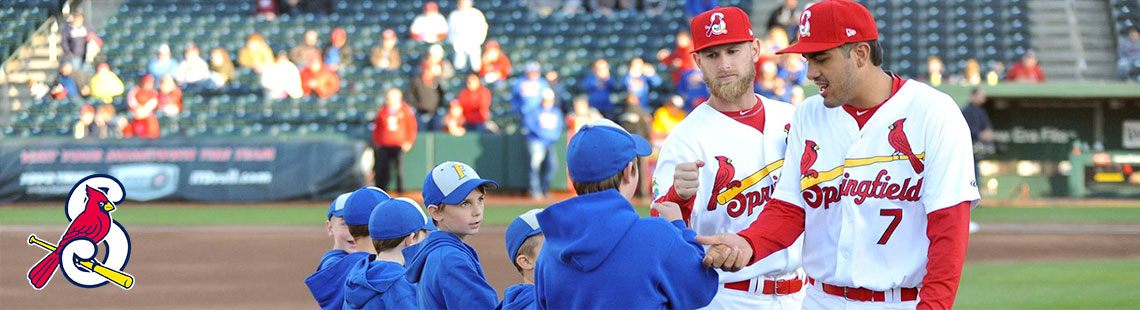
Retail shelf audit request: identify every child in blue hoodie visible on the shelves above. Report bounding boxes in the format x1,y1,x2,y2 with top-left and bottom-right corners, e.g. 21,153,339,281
498,208,545,310
405,161,501,309
342,197,434,309
317,192,353,271
534,119,719,309
305,187,390,310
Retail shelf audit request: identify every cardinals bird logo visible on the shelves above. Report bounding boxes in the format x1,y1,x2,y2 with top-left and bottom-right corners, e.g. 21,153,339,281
26,175,134,290
707,156,741,211
888,118,925,174
801,140,821,178
705,12,728,37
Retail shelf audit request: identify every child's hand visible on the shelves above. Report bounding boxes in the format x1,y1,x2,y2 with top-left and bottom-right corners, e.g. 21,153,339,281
652,201,683,222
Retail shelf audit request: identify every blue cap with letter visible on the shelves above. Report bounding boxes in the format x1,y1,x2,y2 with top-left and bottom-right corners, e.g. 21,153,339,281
422,161,499,207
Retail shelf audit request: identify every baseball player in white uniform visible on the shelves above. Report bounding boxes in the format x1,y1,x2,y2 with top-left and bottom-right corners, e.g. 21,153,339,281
695,1,979,309
652,6,805,309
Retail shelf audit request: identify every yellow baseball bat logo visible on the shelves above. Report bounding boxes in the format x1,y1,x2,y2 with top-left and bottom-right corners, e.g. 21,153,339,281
800,153,926,190
716,159,785,205
27,234,134,289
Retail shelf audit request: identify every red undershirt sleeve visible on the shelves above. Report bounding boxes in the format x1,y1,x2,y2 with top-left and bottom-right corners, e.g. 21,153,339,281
736,199,804,264
653,186,696,225
918,201,972,310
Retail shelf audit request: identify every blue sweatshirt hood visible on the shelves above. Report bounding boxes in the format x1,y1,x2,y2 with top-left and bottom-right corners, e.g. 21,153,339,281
304,251,371,310
498,283,536,310
343,259,407,309
405,231,478,283
538,190,638,272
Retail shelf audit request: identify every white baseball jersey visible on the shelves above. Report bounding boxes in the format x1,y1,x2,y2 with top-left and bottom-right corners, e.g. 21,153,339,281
773,80,980,291
653,95,804,283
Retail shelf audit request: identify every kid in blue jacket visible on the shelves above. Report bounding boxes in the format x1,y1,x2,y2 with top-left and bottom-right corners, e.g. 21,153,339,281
305,187,390,310
534,119,719,309
342,197,433,309
497,208,545,310
405,161,501,309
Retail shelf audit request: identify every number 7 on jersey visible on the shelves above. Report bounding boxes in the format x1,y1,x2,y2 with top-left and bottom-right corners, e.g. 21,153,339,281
878,209,903,245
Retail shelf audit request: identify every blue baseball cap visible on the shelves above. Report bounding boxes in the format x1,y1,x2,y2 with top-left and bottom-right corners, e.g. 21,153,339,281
344,187,391,226
326,192,351,220
369,197,435,240
566,119,652,182
505,208,543,263
423,162,499,207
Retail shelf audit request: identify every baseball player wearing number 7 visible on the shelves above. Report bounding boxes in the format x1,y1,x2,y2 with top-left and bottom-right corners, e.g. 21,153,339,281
651,6,805,310
696,1,979,309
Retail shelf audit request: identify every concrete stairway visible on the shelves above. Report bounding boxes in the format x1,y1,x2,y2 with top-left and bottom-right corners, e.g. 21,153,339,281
1027,0,1118,81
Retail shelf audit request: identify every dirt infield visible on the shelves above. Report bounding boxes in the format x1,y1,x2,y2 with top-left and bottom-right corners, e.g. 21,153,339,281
3,225,1139,309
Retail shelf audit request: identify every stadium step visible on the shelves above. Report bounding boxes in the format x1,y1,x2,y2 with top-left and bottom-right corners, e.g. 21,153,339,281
1028,0,1118,81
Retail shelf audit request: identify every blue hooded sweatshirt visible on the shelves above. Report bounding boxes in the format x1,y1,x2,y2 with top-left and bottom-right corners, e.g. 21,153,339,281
534,190,718,309
405,231,498,309
522,105,564,146
497,283,537,310
342,258,416,310
306,251,373,310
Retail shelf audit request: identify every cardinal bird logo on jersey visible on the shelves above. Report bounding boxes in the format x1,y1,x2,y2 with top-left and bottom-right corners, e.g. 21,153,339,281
707,156,741,211
801,140,820,179
26,175,135,290
888,118,925,174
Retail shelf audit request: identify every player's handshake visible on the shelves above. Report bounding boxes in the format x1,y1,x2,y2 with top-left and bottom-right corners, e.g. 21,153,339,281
695,233,754,272
673,160,705,200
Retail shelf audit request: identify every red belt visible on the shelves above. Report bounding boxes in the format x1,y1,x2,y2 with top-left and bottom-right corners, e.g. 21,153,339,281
808,278,918,302
723,277,804,295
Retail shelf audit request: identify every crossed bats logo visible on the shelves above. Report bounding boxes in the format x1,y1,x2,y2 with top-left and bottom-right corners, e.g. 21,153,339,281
26,174,135,290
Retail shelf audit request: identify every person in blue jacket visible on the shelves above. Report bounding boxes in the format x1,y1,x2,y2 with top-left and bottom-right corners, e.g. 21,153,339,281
522,88,565,200
534,119,719,309
342,197,434,309
581,58,621,118
511,61,552,119
405,161,500,309
305,187,390,310
497,208,545,310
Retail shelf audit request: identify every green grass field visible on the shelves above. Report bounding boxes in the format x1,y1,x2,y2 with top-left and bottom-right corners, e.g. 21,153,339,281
957,259,1140,309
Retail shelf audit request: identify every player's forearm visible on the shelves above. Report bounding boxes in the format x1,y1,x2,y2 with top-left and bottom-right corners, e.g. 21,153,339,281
918,202,971,310
737,199,804,264
654,186,694,224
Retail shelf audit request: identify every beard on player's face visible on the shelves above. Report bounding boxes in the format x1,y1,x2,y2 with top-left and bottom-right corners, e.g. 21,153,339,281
705,68,755,101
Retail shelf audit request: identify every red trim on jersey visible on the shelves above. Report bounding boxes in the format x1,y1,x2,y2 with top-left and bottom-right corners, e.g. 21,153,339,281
842,74,906,129
736,199,804,264
653,186,695,225
918,201,971,310
718,95,766,134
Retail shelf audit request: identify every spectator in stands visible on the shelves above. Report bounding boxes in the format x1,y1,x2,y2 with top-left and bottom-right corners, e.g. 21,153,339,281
790,85,805,106
684,0,718,19
545,70,568,112
300,59,341,99
261,51,304,100
454,73,492,133
84,31,103,65
622,57,662,111
409,59,446,130
278,0,303,16
650,95,687,145
479,40,512,85
987,61,1005,85
582,58,619,118
766,0,799,34
448,0,488,73
239,33,275,72
254,0,278,20
157,76,183,116
370,29,402,71
209,47,235,88
410,2,449,44
148,44,180,80
1005,50,1045,83
89,63,124,104
290,30,323,69
127,74,157,116
779,54,808,86
324,28,353,73
54,62,86,99
523,88,564,200
61,12,93,67
443,103,467,137
677,68,709,110
614,93,652,197
512,62,552,119
566,95,603,136
174,44,212,88
126,75,160,139
657,31,696,86
963,58,982,86
97,104,125,139
73,104,98,140
926,55,945,87
372,88,418,193
755,61,791,103
422,44,455,81
1118,27,1140,81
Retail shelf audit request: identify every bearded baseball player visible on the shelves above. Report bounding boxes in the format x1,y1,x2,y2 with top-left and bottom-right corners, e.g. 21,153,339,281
696,1,979,309
652,6,805,309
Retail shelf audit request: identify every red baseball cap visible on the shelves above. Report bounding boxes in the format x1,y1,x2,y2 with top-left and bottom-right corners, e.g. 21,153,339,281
690,7,755,52
777,0,879,55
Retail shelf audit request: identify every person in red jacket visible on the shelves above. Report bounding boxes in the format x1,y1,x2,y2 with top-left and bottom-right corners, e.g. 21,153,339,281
300,59,341,98
657,31,696,86
126,75,160,139
372,88,419,193
453,73,492,133
479,40,512,85
1005,50,1045,83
